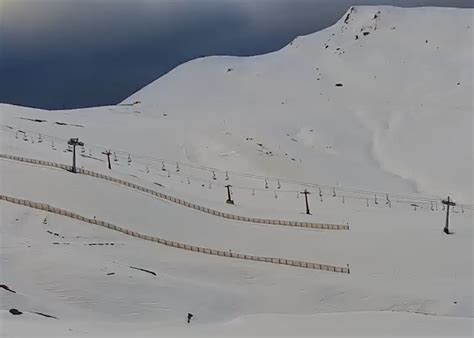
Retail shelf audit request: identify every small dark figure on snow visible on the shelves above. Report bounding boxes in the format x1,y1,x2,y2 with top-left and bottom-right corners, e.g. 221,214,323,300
9,308,23,315
187,313,194,323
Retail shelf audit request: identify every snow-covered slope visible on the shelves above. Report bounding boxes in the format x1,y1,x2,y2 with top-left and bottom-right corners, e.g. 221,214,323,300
1,6,473,337
123,5,473,203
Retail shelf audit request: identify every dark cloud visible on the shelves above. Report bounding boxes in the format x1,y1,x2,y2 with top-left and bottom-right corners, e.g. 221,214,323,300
0,0,472,109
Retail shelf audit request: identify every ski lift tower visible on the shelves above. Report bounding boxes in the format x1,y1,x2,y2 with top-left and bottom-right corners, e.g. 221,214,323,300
442,196,456,234
300,189,311,215
68,138,84,173
225,185,234,205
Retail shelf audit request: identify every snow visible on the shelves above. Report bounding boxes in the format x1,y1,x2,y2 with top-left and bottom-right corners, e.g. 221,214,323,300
0,5,473,337
2,311,472,337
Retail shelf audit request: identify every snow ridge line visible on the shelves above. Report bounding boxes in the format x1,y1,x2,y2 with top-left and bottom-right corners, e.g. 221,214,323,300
0,194,350,273
0,154,349,231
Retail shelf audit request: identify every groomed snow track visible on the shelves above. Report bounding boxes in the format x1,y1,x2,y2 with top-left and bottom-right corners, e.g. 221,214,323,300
0,154,349,230
0,194,350,273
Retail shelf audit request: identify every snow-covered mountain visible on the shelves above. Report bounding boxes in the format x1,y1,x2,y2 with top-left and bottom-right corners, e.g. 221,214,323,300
0,6,472,336
123,5,473,203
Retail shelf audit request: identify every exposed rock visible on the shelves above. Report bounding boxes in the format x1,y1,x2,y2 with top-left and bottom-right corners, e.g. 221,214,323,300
9,309,22,315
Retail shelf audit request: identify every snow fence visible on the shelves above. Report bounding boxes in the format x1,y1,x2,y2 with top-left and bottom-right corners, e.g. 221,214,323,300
0,194,350,274
0,154,349,230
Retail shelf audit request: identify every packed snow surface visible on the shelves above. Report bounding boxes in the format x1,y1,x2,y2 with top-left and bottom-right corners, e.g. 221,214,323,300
0,6,473,337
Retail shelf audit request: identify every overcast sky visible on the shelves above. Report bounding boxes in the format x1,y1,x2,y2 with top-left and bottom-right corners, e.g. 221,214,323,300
1,0,472,109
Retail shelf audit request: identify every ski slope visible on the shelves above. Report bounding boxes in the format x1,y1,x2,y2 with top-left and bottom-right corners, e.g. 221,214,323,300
1,5,473,337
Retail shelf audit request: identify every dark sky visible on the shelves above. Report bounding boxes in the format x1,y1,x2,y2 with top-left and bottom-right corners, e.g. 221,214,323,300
1,0,472,110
